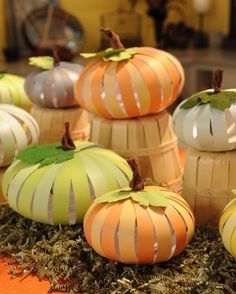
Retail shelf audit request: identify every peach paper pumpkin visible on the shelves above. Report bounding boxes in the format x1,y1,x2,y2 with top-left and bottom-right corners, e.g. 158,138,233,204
84,158,194,264
75,29,185,119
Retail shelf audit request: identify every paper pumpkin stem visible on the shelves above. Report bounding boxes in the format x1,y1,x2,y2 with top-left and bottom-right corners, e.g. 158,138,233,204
212,68,223,93
53,50,60,67
100,27,124,49
127,157,144,191
61,122,76,150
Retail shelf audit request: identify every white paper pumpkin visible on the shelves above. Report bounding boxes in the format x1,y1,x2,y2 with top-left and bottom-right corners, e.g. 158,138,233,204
2,140,132,225
173,88,236,152
24,56,83,108
0,104,39,167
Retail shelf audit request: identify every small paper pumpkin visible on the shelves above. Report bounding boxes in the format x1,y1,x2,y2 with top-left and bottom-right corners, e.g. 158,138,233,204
24,55,83,108
2,124,132,225
173,69,236,152
0,72,31,110
0,104,39,167
75,28,185,119
84,158,195,264
219,194,236,257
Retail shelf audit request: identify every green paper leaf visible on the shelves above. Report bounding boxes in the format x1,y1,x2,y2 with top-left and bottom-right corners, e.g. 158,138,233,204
17,144,74,166
80,47,137,62
180,91,236,111
29,56,54,70
95,188,169,208
180,96,200,109
80,53,98,58
0,73,5,79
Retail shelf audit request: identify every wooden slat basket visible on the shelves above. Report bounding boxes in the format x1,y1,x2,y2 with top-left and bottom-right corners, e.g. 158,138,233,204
31,105,90,144
90,111,182,192
183,148,236,226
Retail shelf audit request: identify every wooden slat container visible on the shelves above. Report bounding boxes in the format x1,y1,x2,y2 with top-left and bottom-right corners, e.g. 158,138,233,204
0,168,7,204
90,111,182,192
31,105,90,144
183,148,236,227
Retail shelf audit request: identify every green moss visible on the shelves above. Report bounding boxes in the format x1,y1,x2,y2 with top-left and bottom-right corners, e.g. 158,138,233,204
0,205,235,293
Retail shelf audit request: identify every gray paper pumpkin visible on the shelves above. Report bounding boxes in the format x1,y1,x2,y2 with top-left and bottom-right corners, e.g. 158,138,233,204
24,57,83,109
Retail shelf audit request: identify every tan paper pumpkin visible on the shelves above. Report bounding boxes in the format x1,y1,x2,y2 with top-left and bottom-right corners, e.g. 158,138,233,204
75,28,185,119
173,70,236,152
84,158,195,264
31,104,90,144
24,56,83,108
183,148,236,226
2,124,132,225
0,104,39,167
0,72,31,111
219,195,236,257
90,111,182,191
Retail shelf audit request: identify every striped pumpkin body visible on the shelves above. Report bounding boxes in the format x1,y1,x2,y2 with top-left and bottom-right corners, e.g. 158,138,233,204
0,104,39,167
84,186,194,264
219,198,236,257
0,73,31,111
25,62,83,108
76,47,185,119
2,141,132,225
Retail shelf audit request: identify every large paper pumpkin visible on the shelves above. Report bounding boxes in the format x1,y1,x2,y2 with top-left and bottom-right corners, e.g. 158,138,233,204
0,72,31,110
219,195,236,257
0,104,39,167
2,127,132,225
24,56,83,108
173,69,236,152
84,158,194,264
75,28,185,119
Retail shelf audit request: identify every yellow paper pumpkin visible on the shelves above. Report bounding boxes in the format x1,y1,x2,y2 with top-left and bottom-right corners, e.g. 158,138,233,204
84,158,194,264
2,126,132,225
0,104,39,167
219,196,236,257
0,72,31,111
75,29,184,119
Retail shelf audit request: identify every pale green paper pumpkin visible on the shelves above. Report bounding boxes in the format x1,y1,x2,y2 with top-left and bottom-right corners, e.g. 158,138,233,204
2,141,132,225
0,73,31,110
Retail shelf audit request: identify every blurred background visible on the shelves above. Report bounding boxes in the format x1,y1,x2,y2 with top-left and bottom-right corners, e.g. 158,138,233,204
0,0,235,97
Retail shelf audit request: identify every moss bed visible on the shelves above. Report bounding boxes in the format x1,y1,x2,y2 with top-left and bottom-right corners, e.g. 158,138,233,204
0,205,235,293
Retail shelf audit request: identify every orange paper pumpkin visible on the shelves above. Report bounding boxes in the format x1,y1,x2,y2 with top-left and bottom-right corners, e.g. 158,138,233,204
84,186,194,264
75,30,184,119
84,159,194,264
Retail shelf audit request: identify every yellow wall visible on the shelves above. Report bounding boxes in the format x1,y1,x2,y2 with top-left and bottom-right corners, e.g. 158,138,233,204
0,0,231,61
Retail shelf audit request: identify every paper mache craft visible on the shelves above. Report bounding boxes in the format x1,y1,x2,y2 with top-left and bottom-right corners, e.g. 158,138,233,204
2,123,132,225
24,53,83,108
0,72,31,111
75,28,185,119
84,157,195,264
0,104,39,167
219,191,236,257
173,69,236,151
